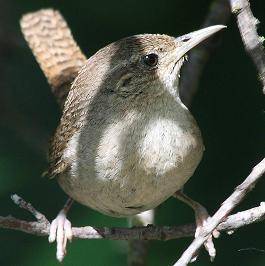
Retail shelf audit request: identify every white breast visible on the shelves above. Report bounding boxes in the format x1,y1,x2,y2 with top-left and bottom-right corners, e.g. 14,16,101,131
139,117,188,176
59,98,204,217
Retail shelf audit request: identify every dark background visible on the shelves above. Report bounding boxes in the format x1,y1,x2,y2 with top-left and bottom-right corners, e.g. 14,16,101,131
0,0,264,265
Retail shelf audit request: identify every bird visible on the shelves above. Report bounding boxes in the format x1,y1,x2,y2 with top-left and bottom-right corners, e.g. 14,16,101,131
46,25,225,262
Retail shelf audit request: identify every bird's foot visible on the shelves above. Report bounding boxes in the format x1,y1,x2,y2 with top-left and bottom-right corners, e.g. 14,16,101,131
49,199,73,262
193,204,220,262
49,210,72,262
174,191,219,262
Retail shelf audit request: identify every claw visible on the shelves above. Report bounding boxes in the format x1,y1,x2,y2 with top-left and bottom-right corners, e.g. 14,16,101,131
213,229,220,238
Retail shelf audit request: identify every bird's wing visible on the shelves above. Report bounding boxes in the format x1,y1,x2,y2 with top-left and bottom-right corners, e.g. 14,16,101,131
46,63,95,178
46,38,122,177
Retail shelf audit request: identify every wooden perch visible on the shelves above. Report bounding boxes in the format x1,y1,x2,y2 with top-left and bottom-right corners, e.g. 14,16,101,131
1,191,265,241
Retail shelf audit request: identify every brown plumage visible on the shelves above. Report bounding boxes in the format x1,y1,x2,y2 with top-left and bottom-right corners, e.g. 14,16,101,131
46,26,225,217
47,34,178,177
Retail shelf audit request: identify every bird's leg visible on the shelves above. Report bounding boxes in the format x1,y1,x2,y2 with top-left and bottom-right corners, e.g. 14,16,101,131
49,198,74,262
173,190,219,262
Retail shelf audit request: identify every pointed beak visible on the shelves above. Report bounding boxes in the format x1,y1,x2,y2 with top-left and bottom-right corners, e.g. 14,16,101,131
175,25,226,61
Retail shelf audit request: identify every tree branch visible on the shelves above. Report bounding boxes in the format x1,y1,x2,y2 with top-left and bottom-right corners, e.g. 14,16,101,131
230,0,265,94
1,192,265,241
174,158,265,266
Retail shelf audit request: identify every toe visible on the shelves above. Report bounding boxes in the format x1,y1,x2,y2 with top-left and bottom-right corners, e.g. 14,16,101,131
64,219,72,242
49,219,58,243
213,229,220,238
204,236,216,261
56,248,65,263
56,215,66,261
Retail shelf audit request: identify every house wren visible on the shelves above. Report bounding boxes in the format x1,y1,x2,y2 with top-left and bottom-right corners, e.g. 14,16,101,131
47,25,225,261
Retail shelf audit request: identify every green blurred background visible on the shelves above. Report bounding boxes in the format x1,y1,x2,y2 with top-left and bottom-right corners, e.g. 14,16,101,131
0,0,264,265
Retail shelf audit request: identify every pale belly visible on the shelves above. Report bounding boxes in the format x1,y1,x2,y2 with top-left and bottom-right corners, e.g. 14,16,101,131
58,113,204,217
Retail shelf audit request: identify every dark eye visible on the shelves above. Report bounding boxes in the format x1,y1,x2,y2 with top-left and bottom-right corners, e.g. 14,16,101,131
142,53,158,67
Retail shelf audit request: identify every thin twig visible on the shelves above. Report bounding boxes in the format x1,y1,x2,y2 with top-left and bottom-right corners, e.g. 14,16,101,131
11,194,49,224
230,0,265,94
1,195,265,240
174,158,265,266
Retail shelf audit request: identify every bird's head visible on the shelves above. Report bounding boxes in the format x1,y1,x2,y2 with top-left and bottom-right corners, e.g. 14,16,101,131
80,25,225,101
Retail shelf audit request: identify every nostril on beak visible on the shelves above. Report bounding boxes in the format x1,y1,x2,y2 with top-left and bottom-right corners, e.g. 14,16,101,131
182,37,191,42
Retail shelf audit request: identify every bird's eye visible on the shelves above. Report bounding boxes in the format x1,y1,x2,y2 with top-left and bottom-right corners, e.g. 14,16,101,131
142,53,158,67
